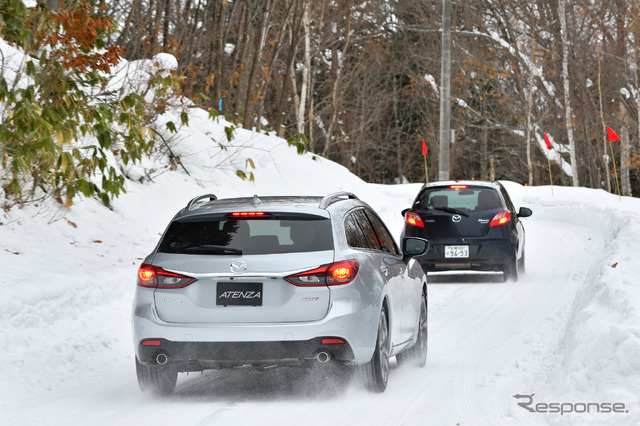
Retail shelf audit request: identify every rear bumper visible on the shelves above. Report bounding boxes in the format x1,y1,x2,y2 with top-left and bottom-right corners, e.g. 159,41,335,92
132,284,379,367
137,337,355,371
416,238,515,272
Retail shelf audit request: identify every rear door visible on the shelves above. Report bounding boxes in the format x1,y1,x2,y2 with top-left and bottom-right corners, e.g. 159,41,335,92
414,186,503,239
347,209,408,344
151,214,335,324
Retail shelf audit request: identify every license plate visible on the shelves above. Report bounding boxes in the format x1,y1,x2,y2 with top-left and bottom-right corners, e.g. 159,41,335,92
445,245,469,258
216,282,263,306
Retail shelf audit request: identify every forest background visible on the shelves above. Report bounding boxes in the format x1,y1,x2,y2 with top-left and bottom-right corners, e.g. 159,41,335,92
3,0,640,208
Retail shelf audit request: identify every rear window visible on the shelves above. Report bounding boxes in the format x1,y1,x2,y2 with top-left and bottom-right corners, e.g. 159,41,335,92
158,215,333,255
414,186,502,212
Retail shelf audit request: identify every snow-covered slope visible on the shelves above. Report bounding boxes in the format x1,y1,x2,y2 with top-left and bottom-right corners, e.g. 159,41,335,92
1,107,639,425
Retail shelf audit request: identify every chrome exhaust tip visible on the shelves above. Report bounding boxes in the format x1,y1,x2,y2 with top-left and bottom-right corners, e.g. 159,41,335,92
156,353,169,365
316,351,331,363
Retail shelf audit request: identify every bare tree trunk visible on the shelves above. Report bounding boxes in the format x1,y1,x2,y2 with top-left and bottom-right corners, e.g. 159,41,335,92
597,42,611,191
295,0,312,136
243,0,273,130
117,0,143,47
558,0,579,186
525,68,534,185
526,13,535,186
162,0,171,51
214,0,227,110
151,0,166,54
322,10,352,157
621,123,631,196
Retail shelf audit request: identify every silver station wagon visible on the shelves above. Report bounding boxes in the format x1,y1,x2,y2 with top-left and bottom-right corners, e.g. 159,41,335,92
132,192,428,395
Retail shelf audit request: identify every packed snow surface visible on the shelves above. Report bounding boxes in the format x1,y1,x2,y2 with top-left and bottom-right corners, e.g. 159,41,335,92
1,102,640,426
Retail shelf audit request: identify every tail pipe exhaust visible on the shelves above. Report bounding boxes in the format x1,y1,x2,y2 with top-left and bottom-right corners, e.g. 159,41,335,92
316,351,331,363
156,353,169,365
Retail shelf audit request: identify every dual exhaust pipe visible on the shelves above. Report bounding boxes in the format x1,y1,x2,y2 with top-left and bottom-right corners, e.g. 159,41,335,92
156,351,331,365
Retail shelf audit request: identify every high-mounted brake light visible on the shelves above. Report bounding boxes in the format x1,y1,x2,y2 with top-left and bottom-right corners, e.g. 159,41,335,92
226,212,272,218
449,185,469,190
405,212,424,228
490,211,511,227
137,264,196,288
284,260,359,286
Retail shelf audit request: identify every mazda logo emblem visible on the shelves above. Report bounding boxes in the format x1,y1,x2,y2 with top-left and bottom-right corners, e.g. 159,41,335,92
230,261,247,274
452,215,462,223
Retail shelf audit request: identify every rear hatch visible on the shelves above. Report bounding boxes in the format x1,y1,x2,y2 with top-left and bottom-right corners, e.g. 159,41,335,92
413,186,504,238
151,213,335,324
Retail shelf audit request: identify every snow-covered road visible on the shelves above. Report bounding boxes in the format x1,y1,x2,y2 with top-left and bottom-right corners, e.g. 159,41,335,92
2,180,639,426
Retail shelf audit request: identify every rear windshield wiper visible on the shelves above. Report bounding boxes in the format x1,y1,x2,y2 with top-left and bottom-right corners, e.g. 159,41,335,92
433,206,469,217
183,245,243,255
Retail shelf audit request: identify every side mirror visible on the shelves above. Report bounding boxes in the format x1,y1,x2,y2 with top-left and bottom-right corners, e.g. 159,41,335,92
401,208,410,217
403,237,429,257
517,207,533,218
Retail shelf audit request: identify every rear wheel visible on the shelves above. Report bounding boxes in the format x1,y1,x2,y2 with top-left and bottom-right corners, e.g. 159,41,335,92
135,357,177,396
504,255,519,282
363,308,390,392
396,292,427,367
517,251,526,275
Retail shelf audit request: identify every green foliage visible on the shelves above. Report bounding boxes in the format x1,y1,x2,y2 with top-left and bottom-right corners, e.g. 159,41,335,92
224,125,236,142
286,133,308,155
0,0,180,208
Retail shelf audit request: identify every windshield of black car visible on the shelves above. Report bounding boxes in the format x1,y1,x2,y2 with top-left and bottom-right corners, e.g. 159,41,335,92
157,214,333,255
414,187,502,213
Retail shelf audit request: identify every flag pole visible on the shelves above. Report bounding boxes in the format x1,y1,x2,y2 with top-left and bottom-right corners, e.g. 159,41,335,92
606,126,622,201
424,153,429,183
547,155,554,196
421,137,429,183
544,131,554,195
609,142,621,201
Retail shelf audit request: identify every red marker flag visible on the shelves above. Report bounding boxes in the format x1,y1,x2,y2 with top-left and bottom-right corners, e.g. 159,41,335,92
606,126,621,144
421,137,428,156
544,132,552,150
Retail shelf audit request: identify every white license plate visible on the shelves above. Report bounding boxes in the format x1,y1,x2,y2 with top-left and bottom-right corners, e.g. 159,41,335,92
445,245,469,258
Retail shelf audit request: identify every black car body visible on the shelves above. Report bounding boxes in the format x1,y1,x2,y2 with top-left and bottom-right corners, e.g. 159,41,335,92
400,181,532,281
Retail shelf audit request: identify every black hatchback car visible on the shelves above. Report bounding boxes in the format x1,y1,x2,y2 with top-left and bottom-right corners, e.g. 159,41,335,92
400,181,532,281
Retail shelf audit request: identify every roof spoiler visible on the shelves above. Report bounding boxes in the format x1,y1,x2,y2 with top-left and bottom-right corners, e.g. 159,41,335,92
185,194,217,210
319,191,359,209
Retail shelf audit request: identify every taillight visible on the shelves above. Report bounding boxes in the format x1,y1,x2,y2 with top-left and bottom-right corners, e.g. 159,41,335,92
405,212,424,228
137,263,196,288
490,211,511,227
449,185,469,190
285,260,359,286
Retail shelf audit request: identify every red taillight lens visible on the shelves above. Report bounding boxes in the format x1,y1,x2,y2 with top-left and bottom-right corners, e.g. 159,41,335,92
141,339,162,346
490,211,511,227
322,338,345,345
405,212,424,228
285,260,359,287
328,260,359,284
449,185,469,190
137,263,196,288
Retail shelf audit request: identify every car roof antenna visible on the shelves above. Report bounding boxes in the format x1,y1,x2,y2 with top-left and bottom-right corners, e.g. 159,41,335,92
250,194,262,207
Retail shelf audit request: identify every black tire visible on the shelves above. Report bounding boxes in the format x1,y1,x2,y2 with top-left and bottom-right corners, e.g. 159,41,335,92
396,292,428,367
503,253,519,282
363,308,390,393
135,357,177,396
517,251,526,275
